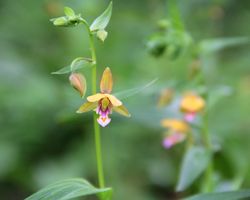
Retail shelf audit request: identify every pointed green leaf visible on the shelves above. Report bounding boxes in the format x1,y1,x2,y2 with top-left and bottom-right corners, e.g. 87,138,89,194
176,146,212,191
168,0,184,31
64,7,75,17
51,57,93,75
90,2,112,32
184,189,250,200
200,37,250,54
114,78,158,100
25,178,112,200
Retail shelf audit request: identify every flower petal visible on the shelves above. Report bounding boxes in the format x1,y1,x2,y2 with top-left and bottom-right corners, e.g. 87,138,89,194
162,132,186,149
113,105,131,117
97,116,111,127
184,112,196,122
161,119,189,133
101,97,110,110
77,102,97,113
87,93,105,102
180,93,205,113
106,94,122,106
100,67,113,93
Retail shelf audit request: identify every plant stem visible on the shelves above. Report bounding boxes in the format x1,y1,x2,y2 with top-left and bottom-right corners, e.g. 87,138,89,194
201,95,213,192
89,31,105,188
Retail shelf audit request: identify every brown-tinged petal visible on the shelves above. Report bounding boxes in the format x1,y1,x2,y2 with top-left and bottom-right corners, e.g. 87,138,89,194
113,105,131,117
87,93,106,102
100,67,113,93
77,102,97,113
69,73,87,97
105,94,122,106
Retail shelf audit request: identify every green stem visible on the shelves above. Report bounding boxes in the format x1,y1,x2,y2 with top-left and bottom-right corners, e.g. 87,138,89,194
89,31,105,188
201,95,213,192
202,108,212,149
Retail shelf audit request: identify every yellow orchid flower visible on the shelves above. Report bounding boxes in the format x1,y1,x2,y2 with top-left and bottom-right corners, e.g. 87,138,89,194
180,92,205,122
77,67,130,127
161,119,189,148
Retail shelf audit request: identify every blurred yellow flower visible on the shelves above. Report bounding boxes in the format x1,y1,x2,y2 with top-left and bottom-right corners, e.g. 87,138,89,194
161,119,189,148
157,88,174,108
180,92,205,122
77,67,130,127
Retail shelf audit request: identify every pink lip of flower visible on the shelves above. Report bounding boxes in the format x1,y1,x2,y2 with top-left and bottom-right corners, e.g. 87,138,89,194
162,132,186,149
96,101,112,127
184,112,196,122
97,116,111,127
161,119,189,149
77,67,131,127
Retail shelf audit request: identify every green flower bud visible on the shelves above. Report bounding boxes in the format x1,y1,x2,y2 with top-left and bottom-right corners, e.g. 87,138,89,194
97,30,108,42
157,19,171,31
147,35,167,57
52,17,68,26
166,44,181,60
50,14,82,27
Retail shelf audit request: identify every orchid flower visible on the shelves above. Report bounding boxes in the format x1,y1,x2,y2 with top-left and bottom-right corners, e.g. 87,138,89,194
77,67,130,127
180,92,205,122
161,119,189,149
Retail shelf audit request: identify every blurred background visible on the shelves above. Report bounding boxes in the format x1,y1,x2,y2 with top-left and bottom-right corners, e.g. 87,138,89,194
0,0,250,199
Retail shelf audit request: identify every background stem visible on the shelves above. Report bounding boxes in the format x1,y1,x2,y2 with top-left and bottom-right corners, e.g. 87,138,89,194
201,88,213,192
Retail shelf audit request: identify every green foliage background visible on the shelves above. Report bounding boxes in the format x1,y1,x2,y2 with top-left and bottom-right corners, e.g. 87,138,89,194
0,0,250,199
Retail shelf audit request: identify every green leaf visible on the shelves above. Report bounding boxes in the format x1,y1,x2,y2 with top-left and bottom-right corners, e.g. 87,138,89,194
64,7,75,17
176,146,212,191
200,37,250,54
25,178,112,200
168,0,184,31
90,2,112,32
114,78,158,100
51,57,93,75
184,189,250,200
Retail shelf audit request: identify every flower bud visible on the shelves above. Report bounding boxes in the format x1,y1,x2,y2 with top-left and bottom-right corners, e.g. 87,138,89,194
69,73,87,98
147,35,166,57
50,15,81,27
97,30,108,42
52,16,68,26
158,89,174,107
157,19,171,31
166,44,181,60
